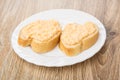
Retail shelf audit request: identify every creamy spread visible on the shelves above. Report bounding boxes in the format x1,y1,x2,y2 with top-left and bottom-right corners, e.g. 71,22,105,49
20,20,61,42
61,22,98,45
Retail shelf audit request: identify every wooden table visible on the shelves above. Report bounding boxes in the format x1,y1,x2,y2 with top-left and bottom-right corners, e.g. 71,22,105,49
0,0,120,80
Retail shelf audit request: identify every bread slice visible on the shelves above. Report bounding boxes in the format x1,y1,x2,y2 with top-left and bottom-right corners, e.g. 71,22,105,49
59,22,99,56
18,20,61,53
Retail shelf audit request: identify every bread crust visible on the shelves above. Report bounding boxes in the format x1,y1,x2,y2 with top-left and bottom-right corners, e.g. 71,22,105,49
18,37,32,46
59,41,82,56
82,31,98,50
31,33,60,53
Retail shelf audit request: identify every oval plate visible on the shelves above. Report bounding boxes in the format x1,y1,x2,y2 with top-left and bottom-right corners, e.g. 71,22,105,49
11,9,106,67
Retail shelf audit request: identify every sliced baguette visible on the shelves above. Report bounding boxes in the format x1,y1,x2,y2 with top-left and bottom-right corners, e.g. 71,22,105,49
18,20,61,53
59,22,99,56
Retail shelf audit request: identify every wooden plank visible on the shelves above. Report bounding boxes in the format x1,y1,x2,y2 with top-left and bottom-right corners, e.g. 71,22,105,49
0,0,120,80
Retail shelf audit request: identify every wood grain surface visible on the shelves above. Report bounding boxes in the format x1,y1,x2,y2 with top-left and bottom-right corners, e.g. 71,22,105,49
0,0,120,80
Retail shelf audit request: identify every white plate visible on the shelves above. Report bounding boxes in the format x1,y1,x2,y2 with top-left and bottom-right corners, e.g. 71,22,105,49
11,9,106,67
